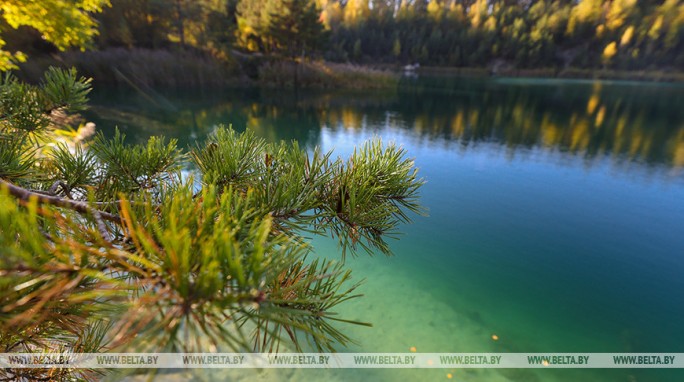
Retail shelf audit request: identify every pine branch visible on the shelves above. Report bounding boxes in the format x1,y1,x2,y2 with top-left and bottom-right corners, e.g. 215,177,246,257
0,179,121,224
1,68,425,378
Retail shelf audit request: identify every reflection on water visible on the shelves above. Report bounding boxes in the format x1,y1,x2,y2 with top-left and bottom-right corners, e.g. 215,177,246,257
87,77,684,172
85,78,684,382
398,77,684,169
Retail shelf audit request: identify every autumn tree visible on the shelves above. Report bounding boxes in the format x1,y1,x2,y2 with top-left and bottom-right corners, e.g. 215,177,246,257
235,0,282,52
0,0,110,70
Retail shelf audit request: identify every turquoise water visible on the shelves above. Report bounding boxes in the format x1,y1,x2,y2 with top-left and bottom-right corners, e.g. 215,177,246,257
86,77,684,381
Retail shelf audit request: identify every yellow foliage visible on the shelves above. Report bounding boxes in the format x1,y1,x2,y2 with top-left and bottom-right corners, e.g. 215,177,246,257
484,16,497,32
0,0,110,70
531,29,543,43
344,0,370,26
320,1,342,28
649,16,663,40
574,0,602,23
0,38,27,71
568,0,603,35
469,0,489,28
606,0,637,31
447,3,465,22
547,12,566,34
427,0,444,20
596,24,605,38
620,26,635,46
602,42,618,63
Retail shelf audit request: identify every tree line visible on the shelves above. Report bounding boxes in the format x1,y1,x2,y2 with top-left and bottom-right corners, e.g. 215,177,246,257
320,0,684,70
92,0,684,71
2,1,684,72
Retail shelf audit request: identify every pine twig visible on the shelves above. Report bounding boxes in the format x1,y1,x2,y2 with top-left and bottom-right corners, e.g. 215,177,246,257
0,179,122,224
48,180,73,199
92,211,112,242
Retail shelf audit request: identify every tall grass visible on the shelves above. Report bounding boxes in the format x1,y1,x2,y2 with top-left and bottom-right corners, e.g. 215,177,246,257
257,60,399,89
19,49,399,90
19,48,247,89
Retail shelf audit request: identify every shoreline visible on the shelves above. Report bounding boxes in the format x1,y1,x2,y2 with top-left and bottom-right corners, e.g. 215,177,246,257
399,65,684,83
17,48,399,91
17,48,684,90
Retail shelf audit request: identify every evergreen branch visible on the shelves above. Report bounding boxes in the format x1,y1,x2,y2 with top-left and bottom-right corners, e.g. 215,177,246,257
48,180,73,199
0,179,121,224
92,211,112,242
0,67,425,374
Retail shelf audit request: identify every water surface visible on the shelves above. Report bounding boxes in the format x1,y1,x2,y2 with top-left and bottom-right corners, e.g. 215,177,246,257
86,77,684,382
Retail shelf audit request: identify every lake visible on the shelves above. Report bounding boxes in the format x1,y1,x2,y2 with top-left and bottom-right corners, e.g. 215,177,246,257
85,76,684,382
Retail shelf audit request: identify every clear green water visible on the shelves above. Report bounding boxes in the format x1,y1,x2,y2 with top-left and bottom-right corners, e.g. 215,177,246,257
86,77,684,382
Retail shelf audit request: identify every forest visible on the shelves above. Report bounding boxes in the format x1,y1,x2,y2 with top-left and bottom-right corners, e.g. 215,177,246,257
3,0,684,75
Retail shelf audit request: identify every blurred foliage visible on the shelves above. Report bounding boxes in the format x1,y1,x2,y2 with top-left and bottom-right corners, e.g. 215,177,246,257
316,0,684,70
0,69,424,380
